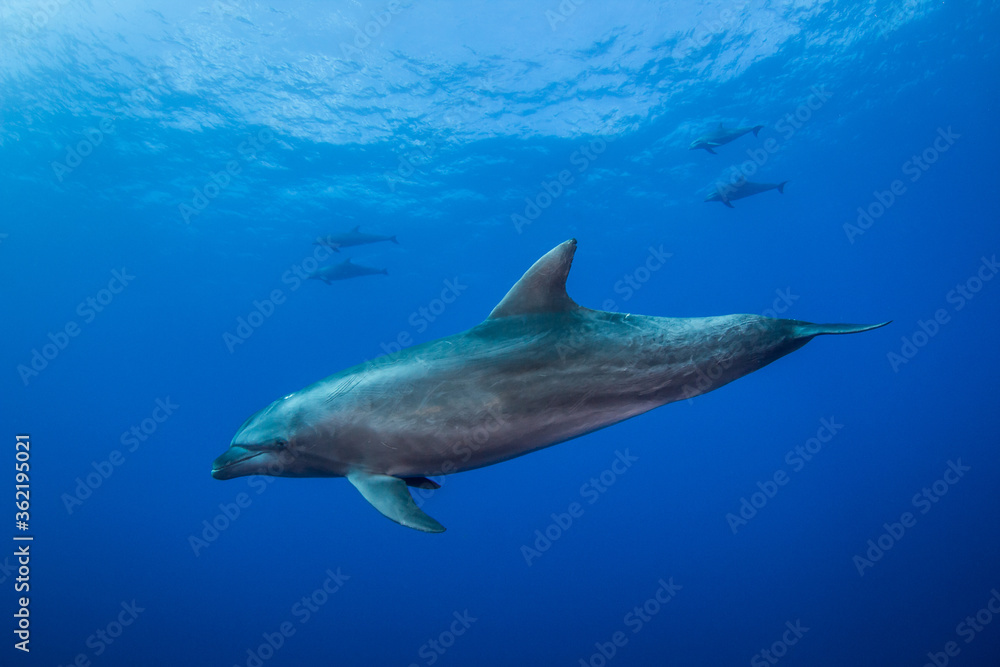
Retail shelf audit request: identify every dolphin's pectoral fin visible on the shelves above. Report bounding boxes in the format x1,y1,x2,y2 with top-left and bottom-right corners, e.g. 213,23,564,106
706,146,717,155
404,476,440,490
723,199,734,208
347,471,446,533
488,239,580,319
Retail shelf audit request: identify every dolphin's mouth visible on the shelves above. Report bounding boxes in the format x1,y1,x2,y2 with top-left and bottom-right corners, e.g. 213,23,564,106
211,446,264,480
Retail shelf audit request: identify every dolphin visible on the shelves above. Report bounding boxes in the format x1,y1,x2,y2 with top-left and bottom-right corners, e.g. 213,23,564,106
315,226,398,251
690,123,765,154
212,240,888,533
307,258,388,284
705,180,788,208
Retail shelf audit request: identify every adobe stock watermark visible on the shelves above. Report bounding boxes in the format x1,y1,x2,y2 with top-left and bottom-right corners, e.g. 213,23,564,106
377,276,469,355
383,137,438,192
222,243,341,353
233,568,349,667
61,397,179,514
554,245,673,362
520,449,638,566
384,83,496,192
511,136,614,234
725,417,843,534
577,578,681,667
51,116,116,182
843,127,960,243
887,254,997,372
382,93,473,191
402,400,507,513
337,0,407,60
18,0,73,35
678,288,800,404
921,587,1000,667
383,398,509,483
674,2,749,59
595,245,673,312
17,268,135,386
49,77,157,182
178,128,273,224
870,1,924,41
772,86,834,141
545,0,588,30
189,479,278,557
399,406,504,514
189,438,324,556
410,475,447,510
852,459,970,576
407,610,477,667
56,600,145,666
709,86,831,200
750,620,810,667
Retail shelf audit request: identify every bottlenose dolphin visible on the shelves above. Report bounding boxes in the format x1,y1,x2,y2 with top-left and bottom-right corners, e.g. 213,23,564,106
212,240,888,533
705,180,788,208
307,258,388,284
690,123,765,154
315,226,398,251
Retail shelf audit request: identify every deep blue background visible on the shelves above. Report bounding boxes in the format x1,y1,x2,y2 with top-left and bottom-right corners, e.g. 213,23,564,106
2,1,999,665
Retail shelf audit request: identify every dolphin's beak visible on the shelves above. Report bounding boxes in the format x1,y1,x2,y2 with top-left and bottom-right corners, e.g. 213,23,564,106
211,446,263,480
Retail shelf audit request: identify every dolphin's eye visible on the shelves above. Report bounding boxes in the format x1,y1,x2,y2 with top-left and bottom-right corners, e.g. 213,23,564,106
273,439,288,449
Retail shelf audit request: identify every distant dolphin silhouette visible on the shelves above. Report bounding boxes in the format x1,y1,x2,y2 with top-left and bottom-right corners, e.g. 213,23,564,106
690,123,764,154
705,180,787,208
212,240,888,532
315,226,398,251
307,258,388,284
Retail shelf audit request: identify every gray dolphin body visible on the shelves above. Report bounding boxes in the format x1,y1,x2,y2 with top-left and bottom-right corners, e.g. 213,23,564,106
307,258,388,284
690,123,765,154
315,226,398,251
212,240,888,533
705,180,788,208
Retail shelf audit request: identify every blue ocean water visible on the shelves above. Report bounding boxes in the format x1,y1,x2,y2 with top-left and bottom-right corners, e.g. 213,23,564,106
2,1,999,665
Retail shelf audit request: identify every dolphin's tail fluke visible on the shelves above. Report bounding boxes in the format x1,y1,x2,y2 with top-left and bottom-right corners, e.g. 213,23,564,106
390,235,399,244
753,124,764,136
796,321,891,338
777,181,788,194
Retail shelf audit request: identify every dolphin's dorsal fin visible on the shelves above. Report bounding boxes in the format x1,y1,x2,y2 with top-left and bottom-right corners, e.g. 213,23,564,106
351,225,360,232
488,239,579,319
